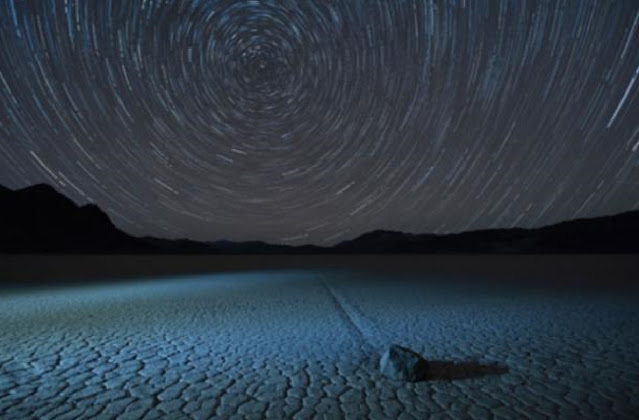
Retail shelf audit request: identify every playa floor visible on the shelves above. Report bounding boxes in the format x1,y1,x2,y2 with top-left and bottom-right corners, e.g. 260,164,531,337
1,268,638,419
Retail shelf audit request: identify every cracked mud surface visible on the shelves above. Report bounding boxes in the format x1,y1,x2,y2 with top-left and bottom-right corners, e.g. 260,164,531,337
1,270,638,419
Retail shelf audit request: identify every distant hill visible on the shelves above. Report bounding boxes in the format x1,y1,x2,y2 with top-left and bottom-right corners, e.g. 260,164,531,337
1,183,638,254
0,184,148,253
334,212,639,253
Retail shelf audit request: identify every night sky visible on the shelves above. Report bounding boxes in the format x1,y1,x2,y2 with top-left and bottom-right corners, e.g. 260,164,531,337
1,1,638,245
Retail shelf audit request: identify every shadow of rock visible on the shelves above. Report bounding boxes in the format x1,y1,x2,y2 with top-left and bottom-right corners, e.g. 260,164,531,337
424,360,509,381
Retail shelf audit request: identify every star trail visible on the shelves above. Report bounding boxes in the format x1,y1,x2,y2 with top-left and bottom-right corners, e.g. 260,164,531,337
1,0,638,244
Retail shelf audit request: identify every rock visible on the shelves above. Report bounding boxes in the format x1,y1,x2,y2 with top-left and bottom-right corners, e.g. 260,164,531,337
379,345,428,382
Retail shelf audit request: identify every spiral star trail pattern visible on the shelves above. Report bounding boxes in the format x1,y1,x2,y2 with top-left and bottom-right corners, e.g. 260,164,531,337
1,1,639,244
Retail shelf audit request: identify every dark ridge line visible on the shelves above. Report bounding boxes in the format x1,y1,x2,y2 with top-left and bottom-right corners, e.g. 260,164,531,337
1,183,639,254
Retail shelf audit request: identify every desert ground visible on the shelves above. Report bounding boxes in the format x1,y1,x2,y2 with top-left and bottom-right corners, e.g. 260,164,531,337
1,255,638,419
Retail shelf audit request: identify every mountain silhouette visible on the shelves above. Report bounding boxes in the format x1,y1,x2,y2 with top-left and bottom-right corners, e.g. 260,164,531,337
1,183,638,254
0,184,147,253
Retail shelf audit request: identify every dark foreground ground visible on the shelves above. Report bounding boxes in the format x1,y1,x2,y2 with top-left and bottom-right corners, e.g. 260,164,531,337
1,255,638,419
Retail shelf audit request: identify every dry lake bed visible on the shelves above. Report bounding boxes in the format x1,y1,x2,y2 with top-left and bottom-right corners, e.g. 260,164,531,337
1,255,638,419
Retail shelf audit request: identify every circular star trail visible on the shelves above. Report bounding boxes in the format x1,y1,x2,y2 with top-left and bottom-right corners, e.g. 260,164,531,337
1,1,639,244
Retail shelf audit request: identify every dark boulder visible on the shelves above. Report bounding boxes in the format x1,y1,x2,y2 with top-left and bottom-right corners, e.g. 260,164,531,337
379,345,429,382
